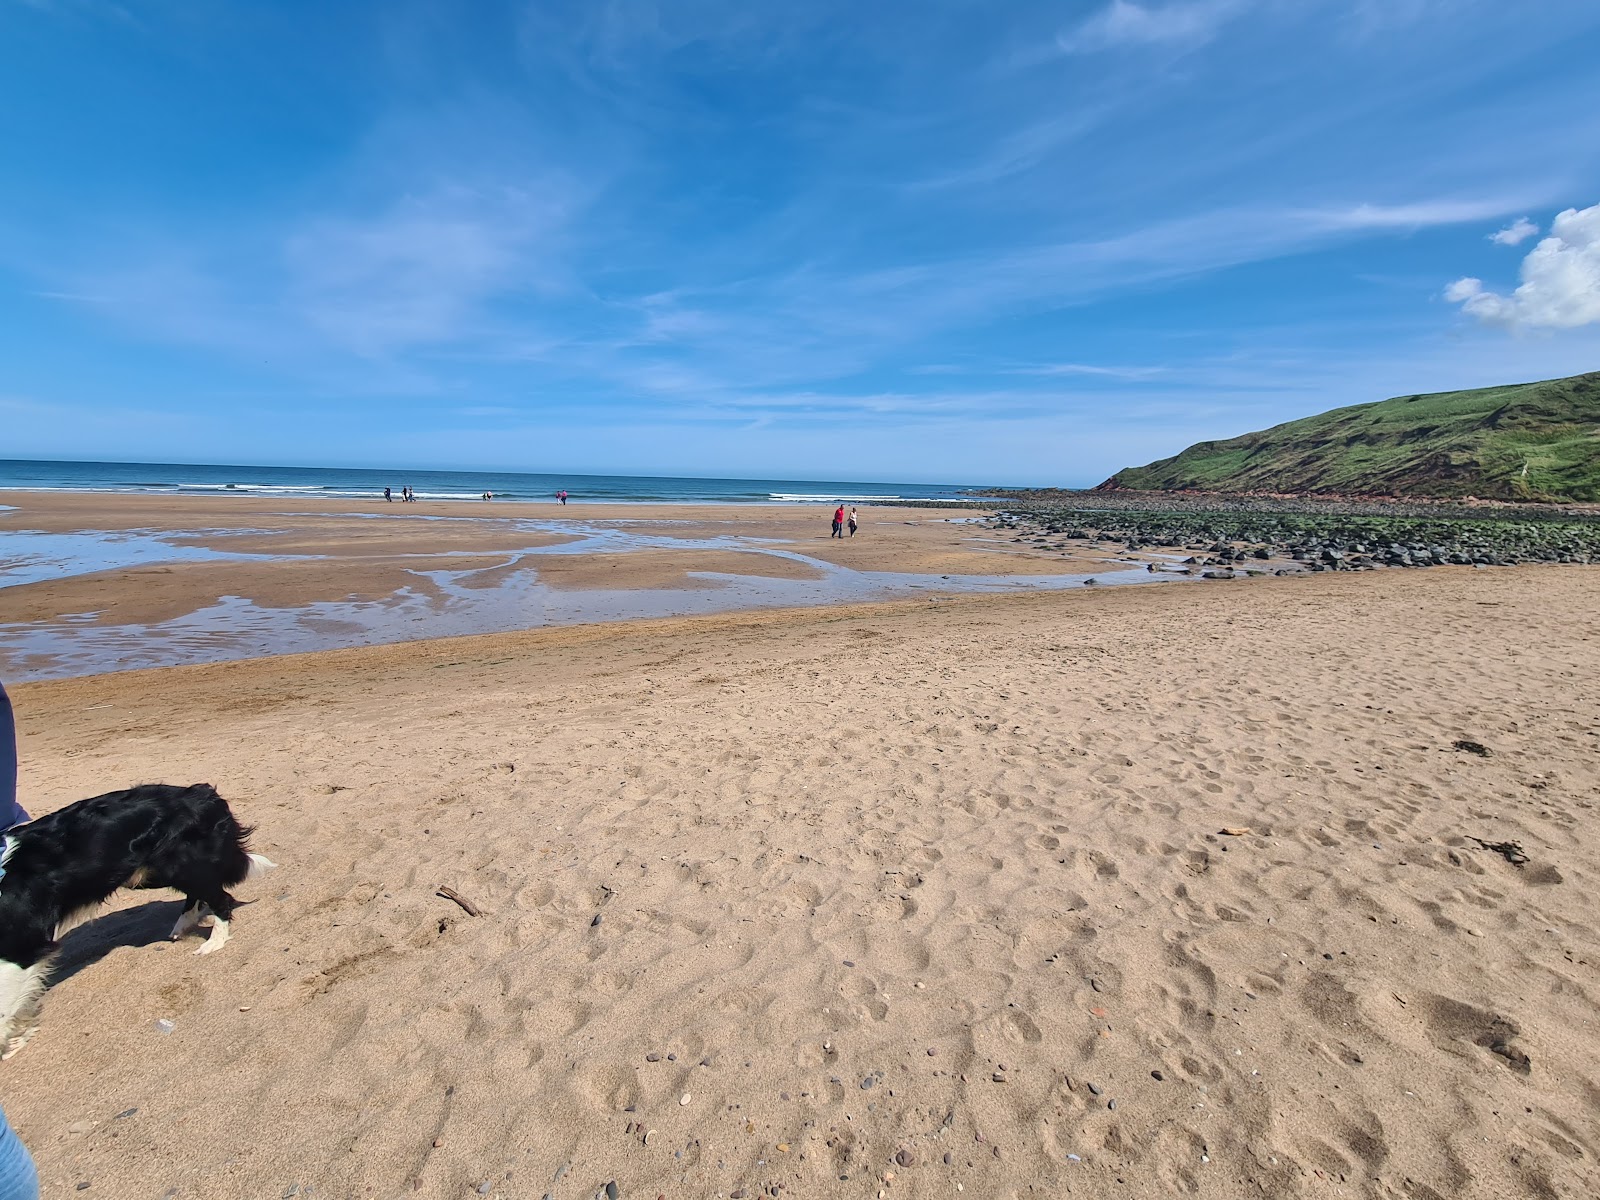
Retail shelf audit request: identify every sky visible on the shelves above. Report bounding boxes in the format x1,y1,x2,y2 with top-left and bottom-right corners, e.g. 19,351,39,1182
1,0,1598,486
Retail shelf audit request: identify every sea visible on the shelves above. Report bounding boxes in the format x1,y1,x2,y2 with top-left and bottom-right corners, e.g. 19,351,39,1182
0,459,984,505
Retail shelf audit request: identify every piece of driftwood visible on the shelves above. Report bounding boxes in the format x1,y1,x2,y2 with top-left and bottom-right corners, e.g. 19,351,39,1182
437,886,483,916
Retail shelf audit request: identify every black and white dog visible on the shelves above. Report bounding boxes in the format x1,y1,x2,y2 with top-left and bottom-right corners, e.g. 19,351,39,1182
0,783,275,1058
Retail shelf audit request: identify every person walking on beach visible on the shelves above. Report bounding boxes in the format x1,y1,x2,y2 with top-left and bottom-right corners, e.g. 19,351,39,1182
558,490,568,506
0,681,41,1200
848,507,859,537
384,487,392,503
832,504,845,538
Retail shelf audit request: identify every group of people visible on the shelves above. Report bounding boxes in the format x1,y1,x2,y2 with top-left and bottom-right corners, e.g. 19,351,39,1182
383,487,419,503
831,505,860,538
0,682,39,1199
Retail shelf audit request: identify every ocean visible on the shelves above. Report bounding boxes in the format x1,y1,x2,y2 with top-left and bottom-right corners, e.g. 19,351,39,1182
0,459,984,505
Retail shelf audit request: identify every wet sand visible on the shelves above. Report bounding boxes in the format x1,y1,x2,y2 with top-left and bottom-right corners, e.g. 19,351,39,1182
0,493,1150,679
3,566,1598,1198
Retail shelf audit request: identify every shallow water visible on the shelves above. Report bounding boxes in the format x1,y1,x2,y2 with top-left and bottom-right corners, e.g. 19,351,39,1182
0,517,1189,680
0,527,280,587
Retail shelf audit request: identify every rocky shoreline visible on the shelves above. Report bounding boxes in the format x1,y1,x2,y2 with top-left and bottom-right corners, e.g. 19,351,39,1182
938,493,1600,573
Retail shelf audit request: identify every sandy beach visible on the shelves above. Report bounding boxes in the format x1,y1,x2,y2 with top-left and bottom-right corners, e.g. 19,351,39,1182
2,560,1597,1198
0,494,1156,680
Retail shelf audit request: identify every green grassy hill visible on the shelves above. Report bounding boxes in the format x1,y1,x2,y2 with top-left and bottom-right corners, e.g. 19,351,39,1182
1097,372,1600,501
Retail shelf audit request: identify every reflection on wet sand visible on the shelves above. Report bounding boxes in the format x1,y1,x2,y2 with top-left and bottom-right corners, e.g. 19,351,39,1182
0,497,1188,680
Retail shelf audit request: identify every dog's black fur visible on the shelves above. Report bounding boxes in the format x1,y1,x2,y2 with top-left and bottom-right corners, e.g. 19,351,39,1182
0,782,260,972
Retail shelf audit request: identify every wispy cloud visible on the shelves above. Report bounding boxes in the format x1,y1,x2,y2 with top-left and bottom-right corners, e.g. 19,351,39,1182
1006,362,1169,381
1489,216,1539,246
286,183,572,357
1309,197,1537,231
1057,0,1250,54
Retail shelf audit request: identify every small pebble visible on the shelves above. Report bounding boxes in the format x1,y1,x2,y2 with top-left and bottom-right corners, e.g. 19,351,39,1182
643,1130,656,1145
1067,1153,1082,1162
591,914,602,927
477,1185,491,1197
606,1182,620,1200
154,1019,175,1034
860,1077,874,1090
433,1138,444,1148
114,1109,138,1120
895,1149,914,1167
1107,1099,1117,1111
843,960,855,967
1151,1070,1164,1082
1090,979,1103,992
1086,1082,1103,1096
680,1094,691,1106
645,1052,661,1062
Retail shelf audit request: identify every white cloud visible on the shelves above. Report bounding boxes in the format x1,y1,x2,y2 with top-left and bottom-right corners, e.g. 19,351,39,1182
1446,201,1600,329
286,185,568,357
1489,217,1539,246
1313,198,1530,231
1059,0,1247,53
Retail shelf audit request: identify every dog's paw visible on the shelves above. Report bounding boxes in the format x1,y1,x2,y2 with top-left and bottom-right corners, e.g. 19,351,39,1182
1,1027,38,1060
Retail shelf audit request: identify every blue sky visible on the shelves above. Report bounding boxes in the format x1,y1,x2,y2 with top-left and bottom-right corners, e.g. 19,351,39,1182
2,0,1598,486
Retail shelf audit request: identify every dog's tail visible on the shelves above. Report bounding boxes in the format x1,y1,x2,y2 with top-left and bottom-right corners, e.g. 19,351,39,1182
245,853,278,880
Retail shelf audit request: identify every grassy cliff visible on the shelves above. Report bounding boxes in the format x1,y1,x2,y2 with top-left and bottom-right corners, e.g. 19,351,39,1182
1097,372,1600,501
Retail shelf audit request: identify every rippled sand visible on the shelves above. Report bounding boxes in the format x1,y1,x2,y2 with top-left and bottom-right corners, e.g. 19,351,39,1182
4,566,1599,1198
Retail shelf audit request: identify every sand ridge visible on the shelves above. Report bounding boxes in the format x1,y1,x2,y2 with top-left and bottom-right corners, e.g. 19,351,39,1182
3,569,1599,1198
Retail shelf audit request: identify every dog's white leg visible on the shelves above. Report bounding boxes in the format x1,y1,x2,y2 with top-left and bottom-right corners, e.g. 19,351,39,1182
246,853,278,880
0,960,51,1059
169,902,204,941
195,916,231,956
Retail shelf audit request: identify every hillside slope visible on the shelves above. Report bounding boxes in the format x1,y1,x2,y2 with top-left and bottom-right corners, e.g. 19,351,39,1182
1097,372,1600,501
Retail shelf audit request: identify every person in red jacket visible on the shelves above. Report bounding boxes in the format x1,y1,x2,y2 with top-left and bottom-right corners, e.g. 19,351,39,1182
831,505,845,538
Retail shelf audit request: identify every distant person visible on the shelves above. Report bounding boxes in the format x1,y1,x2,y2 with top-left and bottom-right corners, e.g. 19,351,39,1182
832,504,845,539
558,490,568,506
1,680,40,1199
848,507,859,537
482,491,493,501
384,487,392,503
